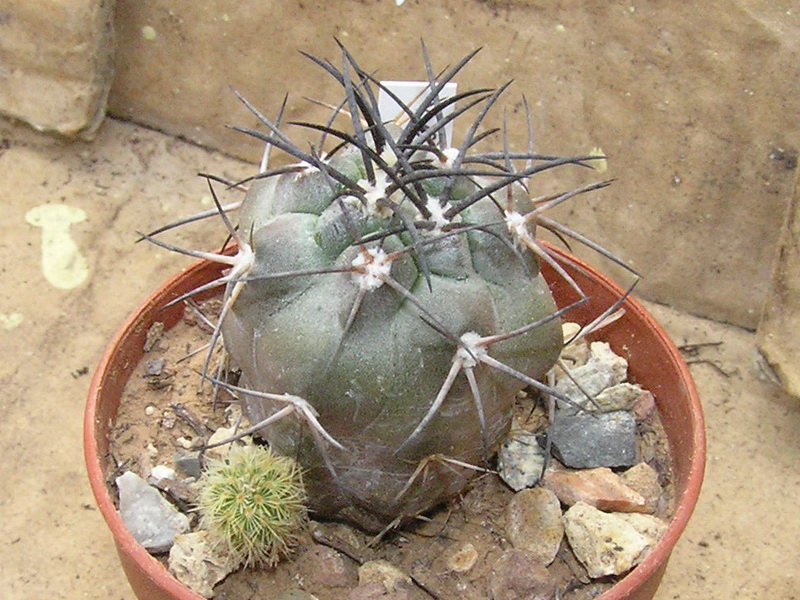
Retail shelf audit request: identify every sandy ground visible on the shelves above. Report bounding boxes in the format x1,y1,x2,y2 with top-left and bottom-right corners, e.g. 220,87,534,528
0,115,798,599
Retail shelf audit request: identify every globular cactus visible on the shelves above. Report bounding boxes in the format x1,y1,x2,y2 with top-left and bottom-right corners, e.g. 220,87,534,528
197,445,307,566
148,44,626,532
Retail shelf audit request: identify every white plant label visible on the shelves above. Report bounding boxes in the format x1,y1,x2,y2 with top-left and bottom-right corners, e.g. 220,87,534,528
379,80,458,146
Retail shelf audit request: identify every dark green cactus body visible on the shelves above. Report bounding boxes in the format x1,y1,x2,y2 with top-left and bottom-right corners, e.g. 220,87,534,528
221,150,563,529
141,46,629,533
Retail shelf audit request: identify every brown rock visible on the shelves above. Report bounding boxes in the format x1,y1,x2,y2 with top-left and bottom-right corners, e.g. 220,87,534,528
505,488,564,565
619,462,663,512
489,549,556,600
543,467,650,513
444,541,479,573
299,544,358,588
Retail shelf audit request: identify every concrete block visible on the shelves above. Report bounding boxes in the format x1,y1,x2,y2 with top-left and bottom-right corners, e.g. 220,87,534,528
0,0,115,138
758,168,800,398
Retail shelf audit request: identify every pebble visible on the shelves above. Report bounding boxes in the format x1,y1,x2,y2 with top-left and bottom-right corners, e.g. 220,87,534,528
560,322,590,367
148,464,177,485
174,449,202,478
349,581,408,600
550,410,638,469
554,342,628,407
505,488,564,565
358,559,411,592
592,383,646,412
543,467,650,513
145,357,166,376
562,582,614,600
444,541,479,573
274,591,320,600
298,544,358,588
145,405,156,416
619,462,663,511
632,389,657,421
489,548,556,600
175,436,194,450
168,530,239,598
116,471,189,553
562,502,666,578
498,431,547,491
205,426,244,460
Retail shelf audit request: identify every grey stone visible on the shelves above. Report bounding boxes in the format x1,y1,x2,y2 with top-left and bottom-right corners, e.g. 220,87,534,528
505,488,564,566
550,410,638,469
498,431,547,491
174,449,202,478
116,471,190,553
168,531,238,598
554,342,628,408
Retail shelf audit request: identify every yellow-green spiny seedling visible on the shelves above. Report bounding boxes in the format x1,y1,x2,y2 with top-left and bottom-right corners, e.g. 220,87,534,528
197,445,307,567
145,43,636,533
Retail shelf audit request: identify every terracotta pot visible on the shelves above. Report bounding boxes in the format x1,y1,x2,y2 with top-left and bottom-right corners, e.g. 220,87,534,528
84,245,705,600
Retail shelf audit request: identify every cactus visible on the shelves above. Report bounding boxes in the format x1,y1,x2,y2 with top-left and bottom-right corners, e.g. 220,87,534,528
146,44,630,533
197,445,307,566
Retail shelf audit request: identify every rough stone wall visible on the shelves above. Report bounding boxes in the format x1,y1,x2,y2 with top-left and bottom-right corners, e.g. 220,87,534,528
3,1,799,334
0,0,116,138
758,168,800,396
106,0,800,330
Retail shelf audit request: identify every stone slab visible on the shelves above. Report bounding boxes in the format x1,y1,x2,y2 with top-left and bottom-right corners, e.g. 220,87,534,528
106,0,800,328
0,0,115,138
758,167,800,397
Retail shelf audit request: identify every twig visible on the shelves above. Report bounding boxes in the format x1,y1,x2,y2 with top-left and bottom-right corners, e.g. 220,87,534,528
685,359,736,378
170,402,210,437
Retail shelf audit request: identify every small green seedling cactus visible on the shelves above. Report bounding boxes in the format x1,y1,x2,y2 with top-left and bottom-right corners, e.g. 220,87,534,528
146,43,634,533
197,444,307,566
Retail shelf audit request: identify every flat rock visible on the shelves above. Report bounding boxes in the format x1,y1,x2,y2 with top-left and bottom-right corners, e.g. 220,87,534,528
562,502,666,578
489,548,556,600
505,488,564,565
543,467,651,513
116,471,190,553
168,530,239,598
593,383,647,412
498,431,547,491
0,0,114,137
550,410,638,469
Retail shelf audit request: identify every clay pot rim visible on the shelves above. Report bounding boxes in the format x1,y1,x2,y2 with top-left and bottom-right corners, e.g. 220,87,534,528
84,244,705,600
